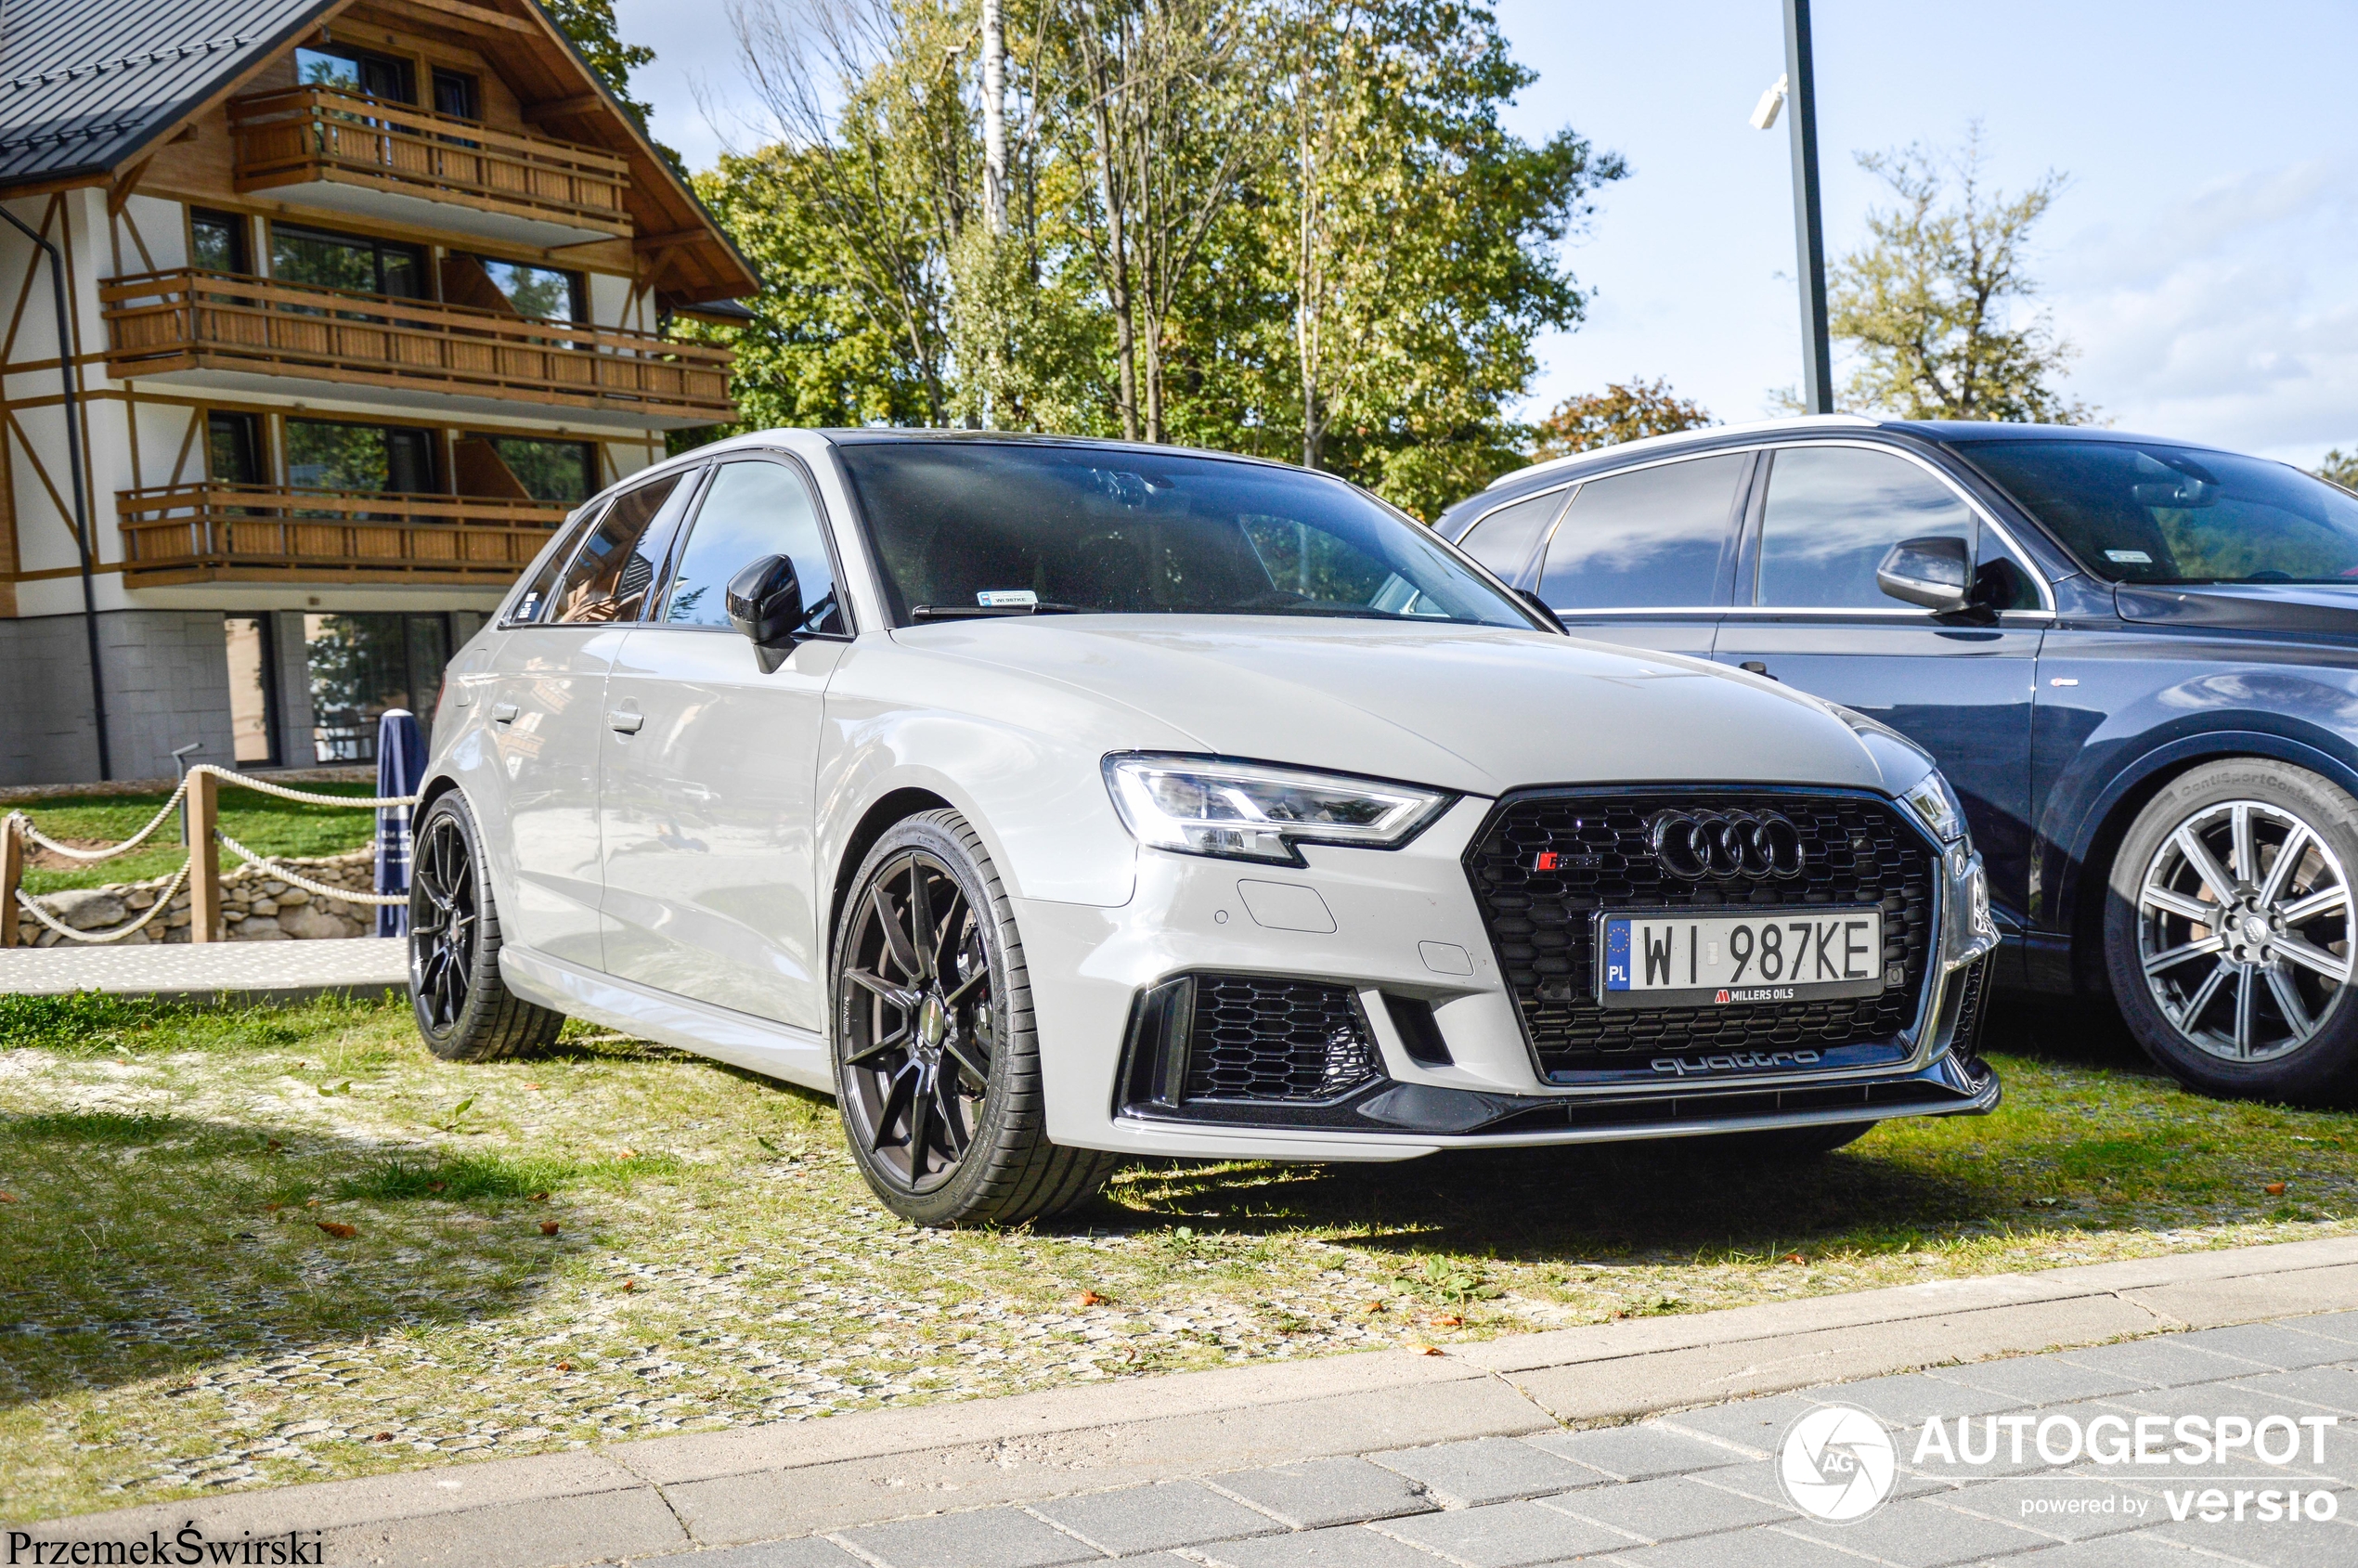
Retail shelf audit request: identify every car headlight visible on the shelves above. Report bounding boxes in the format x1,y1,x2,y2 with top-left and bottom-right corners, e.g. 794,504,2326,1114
1900,770,1968,844
1103,754,1455,865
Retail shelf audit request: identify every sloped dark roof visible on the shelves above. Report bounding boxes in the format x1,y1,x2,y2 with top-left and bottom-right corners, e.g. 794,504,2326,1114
0,0,332,187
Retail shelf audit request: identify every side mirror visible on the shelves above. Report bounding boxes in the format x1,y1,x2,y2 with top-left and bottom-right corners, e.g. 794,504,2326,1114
1876,535,1973,615
726,553,805,671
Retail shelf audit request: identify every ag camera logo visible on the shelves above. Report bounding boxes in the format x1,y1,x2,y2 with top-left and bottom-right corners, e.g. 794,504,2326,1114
1780,1404,1897,1523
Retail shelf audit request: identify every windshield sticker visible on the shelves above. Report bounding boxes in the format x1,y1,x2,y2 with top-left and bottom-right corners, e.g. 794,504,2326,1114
977,590,1039,608
2105,550,2153,564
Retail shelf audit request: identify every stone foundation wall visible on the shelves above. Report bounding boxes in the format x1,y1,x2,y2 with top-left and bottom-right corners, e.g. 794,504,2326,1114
18,849,383,946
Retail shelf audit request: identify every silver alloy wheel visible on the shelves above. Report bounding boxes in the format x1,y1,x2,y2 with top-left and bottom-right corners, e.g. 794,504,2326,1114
2136,797,2355,1061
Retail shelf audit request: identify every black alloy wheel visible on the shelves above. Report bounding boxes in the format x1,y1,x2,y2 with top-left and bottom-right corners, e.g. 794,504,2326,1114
830,810,1116,1225
408,793,564,1062
838,848,994,1194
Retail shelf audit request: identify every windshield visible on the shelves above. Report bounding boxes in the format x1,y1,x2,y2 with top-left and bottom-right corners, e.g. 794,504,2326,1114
835,441,1537,628
1955,438,2358,585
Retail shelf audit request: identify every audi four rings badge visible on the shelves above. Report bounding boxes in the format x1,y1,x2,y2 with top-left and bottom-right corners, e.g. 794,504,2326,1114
1642,810,1807,880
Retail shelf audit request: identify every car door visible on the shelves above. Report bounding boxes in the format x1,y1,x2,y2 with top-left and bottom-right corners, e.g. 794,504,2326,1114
1527,451,1752,655
598,454,851,1027
1712,441,2048,931
485,469,697,968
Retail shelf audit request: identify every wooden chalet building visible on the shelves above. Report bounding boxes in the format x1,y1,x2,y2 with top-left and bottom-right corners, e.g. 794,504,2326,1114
0,0,756,783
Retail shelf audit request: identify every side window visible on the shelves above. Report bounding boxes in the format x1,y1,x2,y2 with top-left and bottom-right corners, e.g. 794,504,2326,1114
1756,446,2038,610
1535,454,1747,609
549,473,692,624
509,505,602,625
1457,486,1567,582
660,460,845,634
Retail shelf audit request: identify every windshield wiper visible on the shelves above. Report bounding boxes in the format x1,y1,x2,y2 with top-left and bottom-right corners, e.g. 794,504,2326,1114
909,602,1092,621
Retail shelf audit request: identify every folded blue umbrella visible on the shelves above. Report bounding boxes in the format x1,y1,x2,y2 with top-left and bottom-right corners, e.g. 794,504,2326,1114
374,709,427,938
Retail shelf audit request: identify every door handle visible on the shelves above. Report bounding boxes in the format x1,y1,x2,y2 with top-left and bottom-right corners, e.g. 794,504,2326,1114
608,708,643,734
489,701,519,723
1739,661,1778,681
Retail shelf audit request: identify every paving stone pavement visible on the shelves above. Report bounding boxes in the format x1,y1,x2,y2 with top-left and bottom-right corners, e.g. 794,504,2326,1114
623,1311,2358,1568
0,935,408,1001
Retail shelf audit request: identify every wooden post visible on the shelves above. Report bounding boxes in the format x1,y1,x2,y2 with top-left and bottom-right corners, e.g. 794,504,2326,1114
188,769,221,942
0,817,21,948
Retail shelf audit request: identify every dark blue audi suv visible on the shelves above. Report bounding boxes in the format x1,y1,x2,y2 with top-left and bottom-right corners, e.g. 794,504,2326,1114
1438,415,2358,1104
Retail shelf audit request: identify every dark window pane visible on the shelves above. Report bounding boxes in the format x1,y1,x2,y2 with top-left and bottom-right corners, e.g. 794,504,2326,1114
287,421,434,494
1536,454,1745,609
837,442,1529,628
384,428,437,494
1457,487,1566,582
406,614,449,730
1757,447,1976,609
304,613,407,762
551,473,688,623
208,412,261,485
270,224,427,297
224,614,277,765
1957,438,2358,586
433,70,479,120
663,460,841,632
189,209,248,273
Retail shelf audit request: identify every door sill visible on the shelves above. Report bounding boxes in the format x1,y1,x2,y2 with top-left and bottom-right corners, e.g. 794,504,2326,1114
499,945,834,1095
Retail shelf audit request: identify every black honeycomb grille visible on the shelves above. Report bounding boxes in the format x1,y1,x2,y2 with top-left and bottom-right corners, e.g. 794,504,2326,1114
1950,952,1991,1063
1466,790,1937,1077
1182,977,1381,1102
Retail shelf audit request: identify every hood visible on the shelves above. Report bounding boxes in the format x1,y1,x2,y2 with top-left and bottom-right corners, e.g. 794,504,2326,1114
894,616,1904,798
2115,581,2358,637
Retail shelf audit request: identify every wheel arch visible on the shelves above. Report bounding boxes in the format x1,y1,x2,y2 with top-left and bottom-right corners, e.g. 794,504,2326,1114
2054,730,2358,996
825,786,957,967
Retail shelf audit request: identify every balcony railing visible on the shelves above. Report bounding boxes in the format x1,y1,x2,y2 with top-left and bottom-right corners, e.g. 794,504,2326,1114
119,484,571,586
101,269,735,426
230,86,631,242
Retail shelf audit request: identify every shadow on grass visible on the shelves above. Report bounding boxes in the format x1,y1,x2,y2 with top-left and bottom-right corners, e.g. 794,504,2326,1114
1101,1134,1993,1266
0,1108,643,1410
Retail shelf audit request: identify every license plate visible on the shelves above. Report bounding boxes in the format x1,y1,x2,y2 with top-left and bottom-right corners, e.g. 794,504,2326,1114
1596,909,1888,1009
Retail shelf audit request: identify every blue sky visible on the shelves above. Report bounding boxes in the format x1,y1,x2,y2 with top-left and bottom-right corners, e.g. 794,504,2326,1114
615,0,2358,464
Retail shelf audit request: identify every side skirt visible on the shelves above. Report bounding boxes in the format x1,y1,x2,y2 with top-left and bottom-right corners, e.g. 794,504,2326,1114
499,945,835,1095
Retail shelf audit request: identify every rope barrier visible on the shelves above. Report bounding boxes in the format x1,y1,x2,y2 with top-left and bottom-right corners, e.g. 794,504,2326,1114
216,828,408,907
4,761,419,941
12,857,194,944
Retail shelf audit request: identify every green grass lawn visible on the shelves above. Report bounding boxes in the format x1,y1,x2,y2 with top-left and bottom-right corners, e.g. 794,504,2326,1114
11,784,382,894
1,990,2352,1521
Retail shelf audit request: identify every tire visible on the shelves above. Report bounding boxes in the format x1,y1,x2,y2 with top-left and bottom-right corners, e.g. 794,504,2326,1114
408,792,565,1062
2104,758,2358,1104
831,810,1116,1226
1692,1121,1877,1160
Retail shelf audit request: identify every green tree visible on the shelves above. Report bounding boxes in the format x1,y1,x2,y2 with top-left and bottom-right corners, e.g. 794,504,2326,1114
1532,377,1712,460
535,0,685,173
1826,124,2094,423
2316,449,2358,492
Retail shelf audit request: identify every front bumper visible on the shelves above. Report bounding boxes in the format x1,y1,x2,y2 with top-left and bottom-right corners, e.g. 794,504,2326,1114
1018,794,2001,1161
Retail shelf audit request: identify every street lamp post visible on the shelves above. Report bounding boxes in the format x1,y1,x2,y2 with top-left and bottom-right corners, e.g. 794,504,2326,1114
1754,0,1834,414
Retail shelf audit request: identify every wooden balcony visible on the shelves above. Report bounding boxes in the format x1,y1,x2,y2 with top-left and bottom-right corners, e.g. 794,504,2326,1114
119,484,572,587
230,85,631,247
102,269,734,431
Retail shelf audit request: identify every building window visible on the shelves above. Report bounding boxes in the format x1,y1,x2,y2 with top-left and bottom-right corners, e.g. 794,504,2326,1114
304,613,450,762
189,209,250,274
432,69,480,121
207,412,264,485
295,45,412,102
270,223,427,299
469,257,584,323
286,419,437,495
223,615,279,766
483,435,597,504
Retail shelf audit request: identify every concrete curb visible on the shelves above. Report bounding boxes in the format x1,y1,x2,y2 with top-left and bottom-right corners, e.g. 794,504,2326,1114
32,1235,2358,1565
